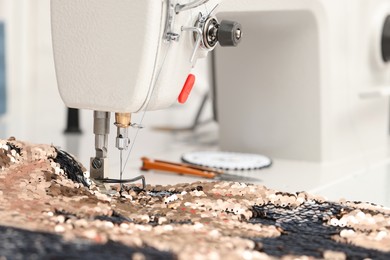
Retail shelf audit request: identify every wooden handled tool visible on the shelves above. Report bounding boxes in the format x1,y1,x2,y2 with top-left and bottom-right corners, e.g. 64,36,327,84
140,157,224,179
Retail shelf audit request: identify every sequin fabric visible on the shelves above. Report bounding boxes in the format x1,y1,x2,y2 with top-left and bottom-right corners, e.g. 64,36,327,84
1,138,390,260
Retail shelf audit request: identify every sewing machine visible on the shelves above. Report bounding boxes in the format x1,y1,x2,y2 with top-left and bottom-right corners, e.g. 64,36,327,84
51,0,242,179
52,0,390,176
215,0,390,163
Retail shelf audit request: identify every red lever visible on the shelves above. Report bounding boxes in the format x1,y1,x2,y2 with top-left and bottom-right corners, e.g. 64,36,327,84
178,74,196,104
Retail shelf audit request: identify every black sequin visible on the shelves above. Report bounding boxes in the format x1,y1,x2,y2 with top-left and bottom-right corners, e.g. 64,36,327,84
249,201,390,259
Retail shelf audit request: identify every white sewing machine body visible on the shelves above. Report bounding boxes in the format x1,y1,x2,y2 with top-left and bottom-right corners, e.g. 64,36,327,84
51,0,221,113
215,0,390,163
51,0,242,179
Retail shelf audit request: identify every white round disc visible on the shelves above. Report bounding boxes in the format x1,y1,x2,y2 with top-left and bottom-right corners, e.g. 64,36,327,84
181,151,272,170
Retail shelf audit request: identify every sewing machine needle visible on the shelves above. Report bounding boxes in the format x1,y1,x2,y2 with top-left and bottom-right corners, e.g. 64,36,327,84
120,150,123,192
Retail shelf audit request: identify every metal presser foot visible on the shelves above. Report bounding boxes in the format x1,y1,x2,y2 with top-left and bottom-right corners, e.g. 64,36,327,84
90,111,146,195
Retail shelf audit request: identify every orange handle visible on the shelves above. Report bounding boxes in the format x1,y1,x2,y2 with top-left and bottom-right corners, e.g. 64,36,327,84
141,157,216,179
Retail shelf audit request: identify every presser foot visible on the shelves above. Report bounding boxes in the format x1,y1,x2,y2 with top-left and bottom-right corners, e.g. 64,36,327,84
90,156,146,195
90,157,109,180
94,175,147,197
90,157,111,193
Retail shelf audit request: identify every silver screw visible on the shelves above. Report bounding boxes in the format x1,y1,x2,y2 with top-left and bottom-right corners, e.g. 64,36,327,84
235,28,242,40
92,158,102,169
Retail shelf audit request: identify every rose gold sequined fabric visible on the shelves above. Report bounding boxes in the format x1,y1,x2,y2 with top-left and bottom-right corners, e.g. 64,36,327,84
1,138,390,260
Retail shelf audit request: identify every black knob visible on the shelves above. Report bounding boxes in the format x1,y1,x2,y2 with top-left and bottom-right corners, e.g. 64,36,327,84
382,15,390,62
217,20,242,47
64,108,82,134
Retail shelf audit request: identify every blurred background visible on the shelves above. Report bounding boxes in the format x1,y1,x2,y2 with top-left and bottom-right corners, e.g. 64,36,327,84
0,0,390,207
